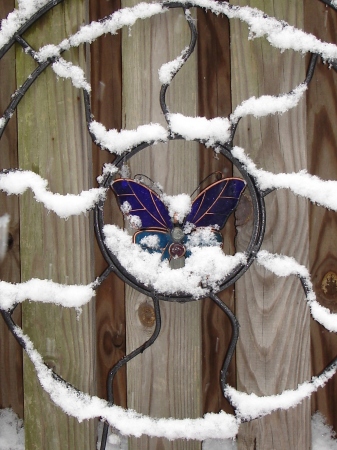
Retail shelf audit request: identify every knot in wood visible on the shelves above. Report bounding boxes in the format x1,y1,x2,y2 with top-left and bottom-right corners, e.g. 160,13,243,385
321,271,337,299
138,303,155,328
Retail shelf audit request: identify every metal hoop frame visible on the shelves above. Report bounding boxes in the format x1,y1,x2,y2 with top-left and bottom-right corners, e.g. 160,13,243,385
94,138,266,302
0,1,337,449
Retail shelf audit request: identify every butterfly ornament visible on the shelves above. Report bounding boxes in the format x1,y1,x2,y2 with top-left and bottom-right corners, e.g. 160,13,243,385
111,174,246,267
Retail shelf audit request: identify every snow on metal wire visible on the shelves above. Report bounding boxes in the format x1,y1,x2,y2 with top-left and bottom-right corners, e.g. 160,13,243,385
1,0,337,448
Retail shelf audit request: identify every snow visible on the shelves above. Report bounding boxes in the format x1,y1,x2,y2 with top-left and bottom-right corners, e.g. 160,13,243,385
35,3,166,62
120,201,131,214
0,0,51,50
168,113,231,145
161,192,192,223
97,163,119,184
0,171,106,218
231,83,307,122
232,146,337,211
16,0,336,65
0,279,95,310
2,0,337,444
52,58,91,92
2,409,337,450
159,47,189,85
139,234,160,249
89,121,168,155
257,250,337,333
103,225,246,298
4,325,239,441
0,409,24,450
312,413,337,450
225,365,337,422
0,214,9,262
96,423,128,450
185,227,222,249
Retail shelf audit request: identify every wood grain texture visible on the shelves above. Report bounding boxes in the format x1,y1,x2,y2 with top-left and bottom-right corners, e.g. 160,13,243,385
16,2,96,448
121,3,201,449
197,9,236,415
231,1,311,448
304,0,337,433
0,0,23,419
89,0,126,409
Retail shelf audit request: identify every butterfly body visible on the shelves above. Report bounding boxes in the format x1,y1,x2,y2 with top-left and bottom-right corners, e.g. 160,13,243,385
111,177,246,262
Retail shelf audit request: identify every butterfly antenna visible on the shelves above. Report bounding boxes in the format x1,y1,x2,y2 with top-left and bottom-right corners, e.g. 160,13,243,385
190,171,223,198
134,174,164,194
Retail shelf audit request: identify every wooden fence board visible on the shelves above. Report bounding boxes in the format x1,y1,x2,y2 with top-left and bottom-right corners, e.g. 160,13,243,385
89,0,126,409
197,9,236,415
1,1,337,447
16,1,96,448
0,0,23,420
231,1,311,448
121,3,201,449
305,0,337,433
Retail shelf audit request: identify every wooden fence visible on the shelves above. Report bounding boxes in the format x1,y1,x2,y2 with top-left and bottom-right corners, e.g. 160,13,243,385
1,0,337,449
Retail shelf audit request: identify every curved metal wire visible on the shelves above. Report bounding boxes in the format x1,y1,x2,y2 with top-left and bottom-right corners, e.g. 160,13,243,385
0,308,83,392
319,0,337,10
159,7,198,122
0,0,65,60
0,1,336,448
209,293,239,390
228,52,319,146
100,296,162,450
94,138,266,302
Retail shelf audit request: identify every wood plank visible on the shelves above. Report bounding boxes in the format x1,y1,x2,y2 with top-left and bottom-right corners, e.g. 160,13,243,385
16,1,96,448
197,9,236,415
231,1,311,448
0,0,23,419
121,3,201,449
304,0,337,433
89,0,126,409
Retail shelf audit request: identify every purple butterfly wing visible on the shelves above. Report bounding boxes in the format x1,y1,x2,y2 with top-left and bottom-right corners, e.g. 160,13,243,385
111,178,172,229
186,178,246,229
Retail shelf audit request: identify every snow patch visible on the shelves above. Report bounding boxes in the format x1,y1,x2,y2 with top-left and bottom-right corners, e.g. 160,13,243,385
0,279,95,310
89,121,168,155
232,146,337,211
159,47,188,84
52,58,91,92
225,365,337,421
0,409,24,450
231,83,307,122
0,214,10,262
139,234,160,249
0,171,106,218
103,225,246,298
161,193,192,223
169,113,231,145
257,250,337,333
8,326,239,441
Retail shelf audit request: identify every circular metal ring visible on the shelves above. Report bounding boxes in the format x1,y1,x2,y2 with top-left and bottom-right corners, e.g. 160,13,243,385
94,137,266,302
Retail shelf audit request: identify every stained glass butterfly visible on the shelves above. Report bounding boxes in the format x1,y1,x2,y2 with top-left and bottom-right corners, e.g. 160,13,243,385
111,175,246,262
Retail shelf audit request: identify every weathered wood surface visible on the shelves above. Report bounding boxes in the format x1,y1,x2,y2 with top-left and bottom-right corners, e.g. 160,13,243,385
121,2,201,449
0,0,23,419
231,1,311,448
197,9,236,415
305,0,337,433
2,2,337,449
90,0,126,409
16,1,96,448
